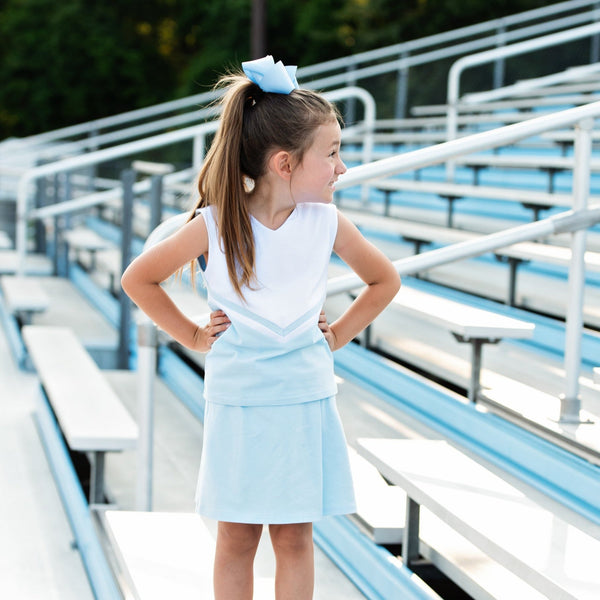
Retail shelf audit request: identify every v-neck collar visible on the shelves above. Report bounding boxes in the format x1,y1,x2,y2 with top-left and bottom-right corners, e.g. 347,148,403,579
250,206,297,232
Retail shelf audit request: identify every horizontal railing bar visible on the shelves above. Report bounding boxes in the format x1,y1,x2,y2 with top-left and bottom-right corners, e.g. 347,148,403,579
305,10,598,91
19,90,221,145
30,168,195,221
450,21,600,86
45,105,222,156
19,122,218,183
326,205,600,295
462,63,600,105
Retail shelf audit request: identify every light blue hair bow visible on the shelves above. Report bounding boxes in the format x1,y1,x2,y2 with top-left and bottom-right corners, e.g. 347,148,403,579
242,55,299,95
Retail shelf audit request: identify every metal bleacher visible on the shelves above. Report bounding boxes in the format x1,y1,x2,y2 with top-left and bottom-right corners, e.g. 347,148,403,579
2,1,600,599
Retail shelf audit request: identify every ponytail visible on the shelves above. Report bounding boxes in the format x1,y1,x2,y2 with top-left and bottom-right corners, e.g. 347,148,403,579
189,75,255,299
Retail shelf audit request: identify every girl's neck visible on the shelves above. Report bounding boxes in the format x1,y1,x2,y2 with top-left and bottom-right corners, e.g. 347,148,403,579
247,186,296,231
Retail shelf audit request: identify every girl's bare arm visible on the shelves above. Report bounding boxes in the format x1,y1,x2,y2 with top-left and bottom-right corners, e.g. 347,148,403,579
121,215,229,352
327,210,401,350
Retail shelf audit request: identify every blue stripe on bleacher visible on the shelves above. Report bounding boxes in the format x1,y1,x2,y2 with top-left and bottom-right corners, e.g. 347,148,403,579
363,153,600,232
314,515,434,600
158,345,205,420
69,263,120,327
34,387,121,599
0,290,27,367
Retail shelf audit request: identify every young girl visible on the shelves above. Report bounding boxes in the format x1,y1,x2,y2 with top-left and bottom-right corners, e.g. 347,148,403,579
122,56,400,600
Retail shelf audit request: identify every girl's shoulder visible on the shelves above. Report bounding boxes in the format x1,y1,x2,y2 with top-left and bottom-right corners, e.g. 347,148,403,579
295,203,338,241
295,202,338,221
197,204,213,219
196,204,216,230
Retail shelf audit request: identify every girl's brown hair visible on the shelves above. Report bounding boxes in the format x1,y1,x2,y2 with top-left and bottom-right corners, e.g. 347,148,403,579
188,72,340,299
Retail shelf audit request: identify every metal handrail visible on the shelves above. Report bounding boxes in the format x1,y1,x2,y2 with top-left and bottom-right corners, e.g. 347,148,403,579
325,206,600,294
15,90,220,147
6,103,223,162
461,62,600,105
335,100,600,190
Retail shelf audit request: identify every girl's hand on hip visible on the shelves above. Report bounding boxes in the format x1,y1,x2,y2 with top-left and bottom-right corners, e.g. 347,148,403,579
319,310,337,351
193,310,230,353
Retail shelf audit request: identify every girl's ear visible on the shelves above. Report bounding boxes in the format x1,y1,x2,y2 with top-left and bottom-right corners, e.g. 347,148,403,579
269,150,293,181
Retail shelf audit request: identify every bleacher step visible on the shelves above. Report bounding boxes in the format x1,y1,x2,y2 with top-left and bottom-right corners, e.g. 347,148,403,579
480,381,600,466
348,446,549,599
103,511,275,599
0,250,53,276
358,438,600,600
26,276,118,354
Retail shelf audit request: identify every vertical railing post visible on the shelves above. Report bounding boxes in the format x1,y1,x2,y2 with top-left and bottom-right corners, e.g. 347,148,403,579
560,118,594,424
591,2,600,63
445,61,461,181
493,23,506,90
149,174,164,235
34,161,48,254
395,51,410,120
61,173,73,277
136,317,157,511
53,173,68,277
345,64,357,125
52,212,61,277
359,90,375,205
193,134,206,170
85,129,99,192
118,169,135,370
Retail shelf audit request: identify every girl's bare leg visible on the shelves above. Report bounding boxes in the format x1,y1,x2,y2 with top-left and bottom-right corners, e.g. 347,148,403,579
214,521,263,600
269,523,314,600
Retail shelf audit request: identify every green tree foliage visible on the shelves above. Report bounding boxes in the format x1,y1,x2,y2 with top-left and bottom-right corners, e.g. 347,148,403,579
160,0,252,96
0,0,174,137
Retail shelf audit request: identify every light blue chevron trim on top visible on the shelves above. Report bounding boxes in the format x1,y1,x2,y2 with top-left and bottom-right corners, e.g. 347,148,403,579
209,289,324,338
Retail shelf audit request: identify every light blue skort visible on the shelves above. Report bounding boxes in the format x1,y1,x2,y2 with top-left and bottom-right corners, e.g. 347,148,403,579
195,396,356,524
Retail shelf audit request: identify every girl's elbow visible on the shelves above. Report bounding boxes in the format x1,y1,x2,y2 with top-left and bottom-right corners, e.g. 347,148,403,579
374,270,400,305
389,269,401,296
120,267,136,297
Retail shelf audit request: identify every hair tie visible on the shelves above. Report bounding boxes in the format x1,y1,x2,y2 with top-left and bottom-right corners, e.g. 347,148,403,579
246,86,265,107
242,55,299,95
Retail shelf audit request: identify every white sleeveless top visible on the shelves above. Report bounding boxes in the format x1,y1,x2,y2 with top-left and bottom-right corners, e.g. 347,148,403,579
199,202,339,406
